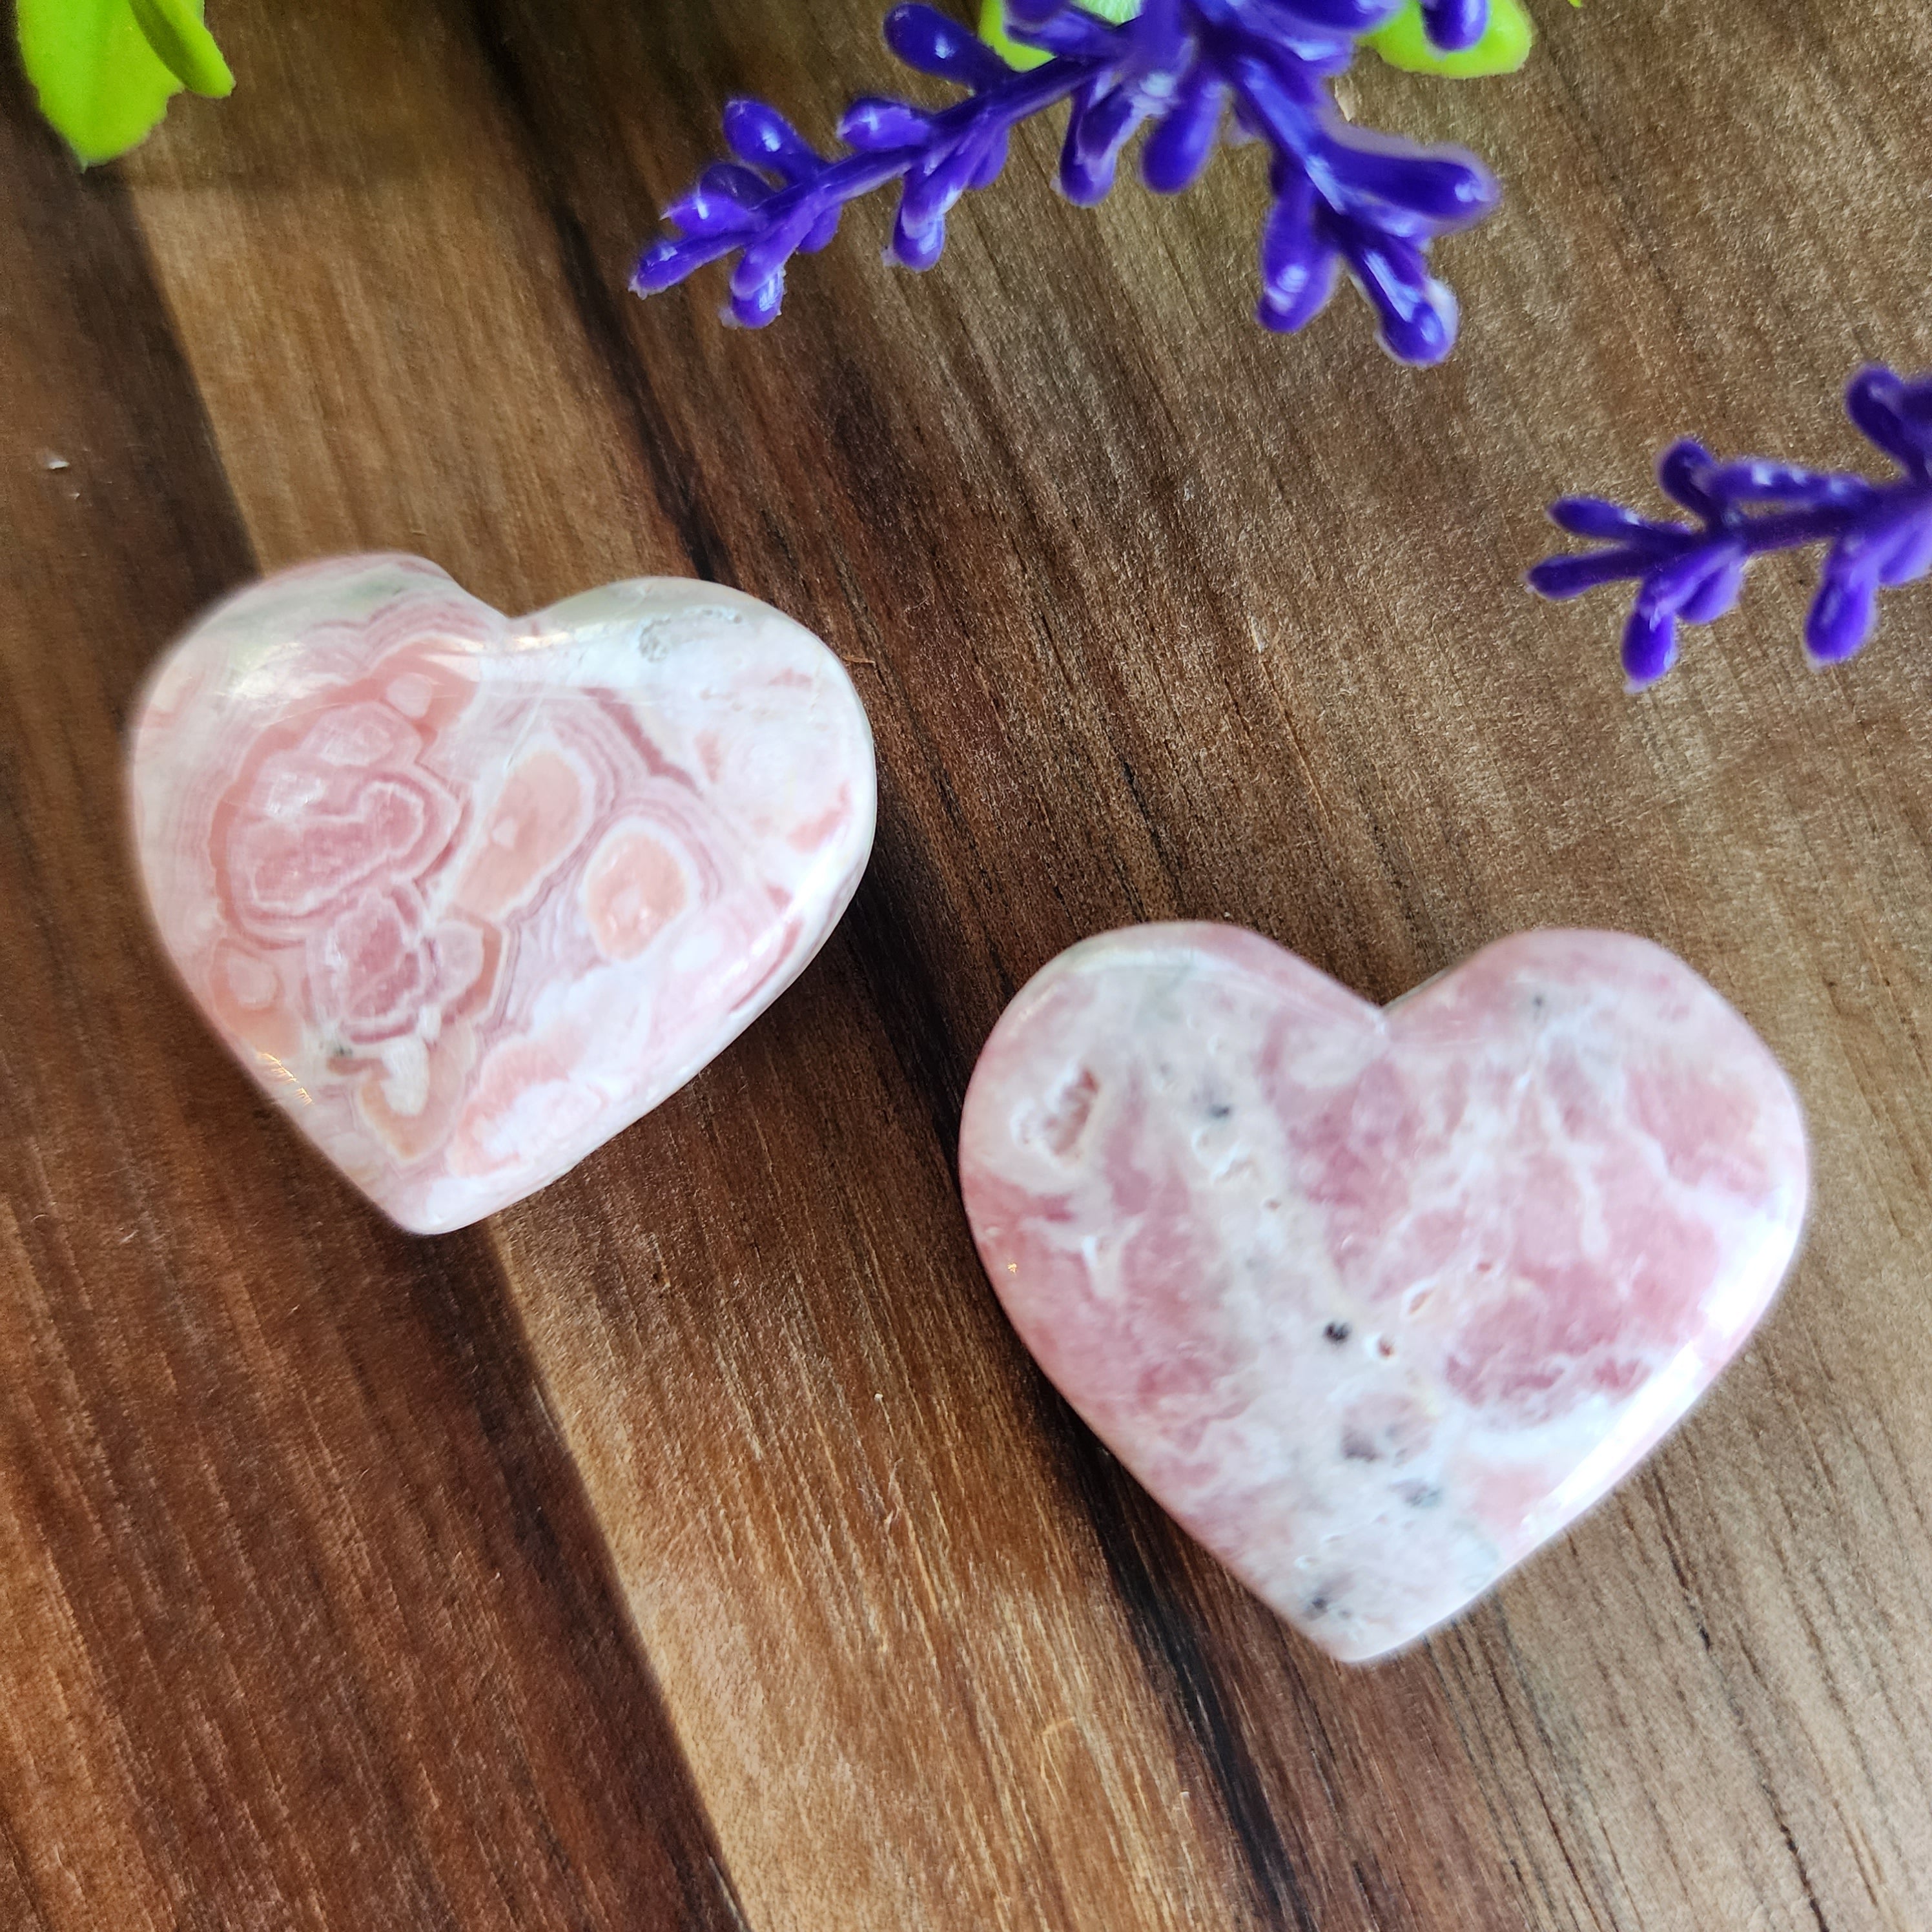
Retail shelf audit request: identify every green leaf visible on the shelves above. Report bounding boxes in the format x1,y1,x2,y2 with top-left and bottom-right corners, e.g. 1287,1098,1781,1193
1364,0,1535,78
127,0,232,96
17,0,232,167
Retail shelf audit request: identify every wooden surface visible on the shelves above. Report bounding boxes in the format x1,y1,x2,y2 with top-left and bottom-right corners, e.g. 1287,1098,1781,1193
4,1,1931,1925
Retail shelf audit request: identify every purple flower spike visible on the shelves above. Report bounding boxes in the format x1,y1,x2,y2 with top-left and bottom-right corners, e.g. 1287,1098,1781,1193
1531,367,1932,686
632,0,1502,355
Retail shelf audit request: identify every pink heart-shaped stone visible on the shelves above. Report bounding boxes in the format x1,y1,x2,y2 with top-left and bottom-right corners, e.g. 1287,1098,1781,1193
959,924,1809,1661
130,555,875,1233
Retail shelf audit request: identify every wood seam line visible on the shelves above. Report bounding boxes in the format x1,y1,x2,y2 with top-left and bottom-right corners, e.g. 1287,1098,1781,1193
460,0,735,588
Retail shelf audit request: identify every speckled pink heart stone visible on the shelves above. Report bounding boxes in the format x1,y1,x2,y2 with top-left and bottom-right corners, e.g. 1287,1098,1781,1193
959,924,1809,1661
130,555,875,1233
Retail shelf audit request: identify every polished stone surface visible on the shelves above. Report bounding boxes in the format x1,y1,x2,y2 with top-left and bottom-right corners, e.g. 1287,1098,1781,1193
958,924,1809,1661
130,555,875,1233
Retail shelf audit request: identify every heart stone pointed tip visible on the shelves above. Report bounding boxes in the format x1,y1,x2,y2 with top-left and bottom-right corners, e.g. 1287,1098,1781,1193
958,923,1809,1663
130,555,876,1234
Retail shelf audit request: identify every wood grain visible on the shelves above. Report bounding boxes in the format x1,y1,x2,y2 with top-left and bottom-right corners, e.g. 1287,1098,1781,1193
5,0,1932,1926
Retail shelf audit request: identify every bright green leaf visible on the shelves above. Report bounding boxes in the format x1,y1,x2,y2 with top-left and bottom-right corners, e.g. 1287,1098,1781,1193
127,0,232,96
1364,0,1535,78
17,0,231,167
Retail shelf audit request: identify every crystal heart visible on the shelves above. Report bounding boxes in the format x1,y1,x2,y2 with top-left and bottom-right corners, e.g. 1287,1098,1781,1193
130,555,876,1233
958,924,1809,1661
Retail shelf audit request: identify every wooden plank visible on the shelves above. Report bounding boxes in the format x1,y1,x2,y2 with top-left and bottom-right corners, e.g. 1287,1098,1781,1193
0,60,743,1932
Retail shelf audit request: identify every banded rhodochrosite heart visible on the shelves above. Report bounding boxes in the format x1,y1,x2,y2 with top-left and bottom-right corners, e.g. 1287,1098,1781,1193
958,925,1809,1661
130,555,876,1234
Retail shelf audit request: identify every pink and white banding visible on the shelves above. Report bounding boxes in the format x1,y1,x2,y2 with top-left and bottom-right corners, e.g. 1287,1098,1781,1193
959,925,1809,1661
130,555,875,1233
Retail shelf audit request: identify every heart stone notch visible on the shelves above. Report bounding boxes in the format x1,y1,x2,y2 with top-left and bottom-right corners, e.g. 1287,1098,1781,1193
959,924,1809,1661
130,555,876,1233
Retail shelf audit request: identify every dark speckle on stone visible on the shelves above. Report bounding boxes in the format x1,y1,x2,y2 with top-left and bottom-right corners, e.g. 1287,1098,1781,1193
1206,1102,1232,1120
1324,1321,1351,1344
1400,1483,1443,1509
1341,1428,1381,1463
